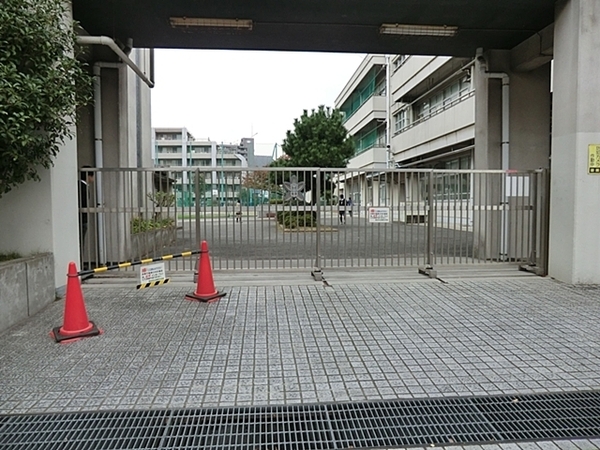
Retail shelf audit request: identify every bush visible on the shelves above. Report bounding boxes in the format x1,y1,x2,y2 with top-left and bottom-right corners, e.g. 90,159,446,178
276,211,317,229
0,0,93,196
131,217,175,234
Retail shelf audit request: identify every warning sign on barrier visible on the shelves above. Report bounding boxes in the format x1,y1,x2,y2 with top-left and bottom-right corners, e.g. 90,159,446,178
139,262,166,284
368,207,390,223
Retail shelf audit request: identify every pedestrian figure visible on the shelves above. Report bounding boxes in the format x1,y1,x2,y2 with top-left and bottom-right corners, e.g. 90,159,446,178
235,199,242,222
347,196,354,218
338,194,347,224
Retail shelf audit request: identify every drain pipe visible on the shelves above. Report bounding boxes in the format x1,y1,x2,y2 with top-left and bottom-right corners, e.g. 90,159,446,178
92,64,107,264
76,36,154,88
487,72,509,262
478,50,510,260
385,54,392,168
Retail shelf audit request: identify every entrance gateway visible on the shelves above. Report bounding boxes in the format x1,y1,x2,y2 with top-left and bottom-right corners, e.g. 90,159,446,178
67,0,600,284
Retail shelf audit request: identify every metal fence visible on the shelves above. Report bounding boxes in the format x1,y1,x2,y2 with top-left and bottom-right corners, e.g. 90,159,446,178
79,167,549,275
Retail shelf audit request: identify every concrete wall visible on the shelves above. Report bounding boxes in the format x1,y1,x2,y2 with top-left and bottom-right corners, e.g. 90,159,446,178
0,254,55,333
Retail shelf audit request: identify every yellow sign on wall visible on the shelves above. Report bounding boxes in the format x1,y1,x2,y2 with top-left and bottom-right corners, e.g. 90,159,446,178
589,144,600,174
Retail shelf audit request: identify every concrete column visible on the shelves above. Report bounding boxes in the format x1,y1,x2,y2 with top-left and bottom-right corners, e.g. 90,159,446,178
549,0,600,283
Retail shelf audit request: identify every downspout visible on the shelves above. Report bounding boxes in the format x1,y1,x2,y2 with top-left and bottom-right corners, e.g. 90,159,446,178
77,36,154,88
92,64,106,264
385,55,392,168
487,72,509,261
479,51,510,259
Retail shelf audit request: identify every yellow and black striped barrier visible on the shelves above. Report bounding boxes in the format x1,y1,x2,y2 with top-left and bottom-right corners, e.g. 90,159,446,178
136,278,171,290
77,249,202,277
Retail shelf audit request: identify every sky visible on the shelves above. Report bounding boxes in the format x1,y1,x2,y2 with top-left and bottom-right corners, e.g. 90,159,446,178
150,49,365,156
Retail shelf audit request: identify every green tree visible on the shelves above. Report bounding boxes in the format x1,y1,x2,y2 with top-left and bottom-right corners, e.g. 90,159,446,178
0,0,92,197
281,106,354,168
273,106,353,204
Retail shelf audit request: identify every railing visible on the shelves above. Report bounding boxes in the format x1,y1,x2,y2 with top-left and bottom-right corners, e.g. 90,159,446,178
79,168,549,275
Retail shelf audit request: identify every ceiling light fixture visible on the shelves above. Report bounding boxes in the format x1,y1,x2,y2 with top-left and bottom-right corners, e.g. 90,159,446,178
380,23,458,37
170,17,253,30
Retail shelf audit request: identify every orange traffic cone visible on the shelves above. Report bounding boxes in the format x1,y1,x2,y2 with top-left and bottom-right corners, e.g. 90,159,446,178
186,241,226,303
51,262,101,343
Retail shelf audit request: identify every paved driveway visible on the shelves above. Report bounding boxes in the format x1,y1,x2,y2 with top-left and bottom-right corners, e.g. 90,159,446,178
1,277,599,416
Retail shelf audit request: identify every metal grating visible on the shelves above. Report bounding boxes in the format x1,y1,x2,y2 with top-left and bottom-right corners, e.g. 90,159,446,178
2,391,600,449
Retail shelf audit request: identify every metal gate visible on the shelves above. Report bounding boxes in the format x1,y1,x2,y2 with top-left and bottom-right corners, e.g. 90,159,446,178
79,167,549,275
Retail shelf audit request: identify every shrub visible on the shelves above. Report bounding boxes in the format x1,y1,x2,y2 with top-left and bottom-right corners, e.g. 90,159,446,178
276,211,317,229
131,217,175,234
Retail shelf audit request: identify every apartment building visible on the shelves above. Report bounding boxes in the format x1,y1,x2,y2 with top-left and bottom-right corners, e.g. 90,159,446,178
152,128,251,204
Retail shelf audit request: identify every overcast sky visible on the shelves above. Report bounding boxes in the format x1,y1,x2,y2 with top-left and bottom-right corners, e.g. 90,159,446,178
151,49,365,156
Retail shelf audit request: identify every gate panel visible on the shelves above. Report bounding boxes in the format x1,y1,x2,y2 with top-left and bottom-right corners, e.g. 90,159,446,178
79,167,547,274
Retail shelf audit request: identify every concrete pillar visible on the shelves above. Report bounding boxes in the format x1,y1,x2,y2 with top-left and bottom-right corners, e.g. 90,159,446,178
549,0,600,283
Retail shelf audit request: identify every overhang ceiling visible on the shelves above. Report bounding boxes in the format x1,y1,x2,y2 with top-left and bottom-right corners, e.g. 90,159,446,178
72,0,556,57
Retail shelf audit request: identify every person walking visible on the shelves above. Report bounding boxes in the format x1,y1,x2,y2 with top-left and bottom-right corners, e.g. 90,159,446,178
235,199,242,222
347,196,354,218
338,194,347,224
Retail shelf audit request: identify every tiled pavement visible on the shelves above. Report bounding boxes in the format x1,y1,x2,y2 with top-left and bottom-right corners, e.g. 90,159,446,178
1,273,600,449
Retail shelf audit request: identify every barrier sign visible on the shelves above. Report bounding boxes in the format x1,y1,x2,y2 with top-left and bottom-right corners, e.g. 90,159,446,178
368,207,390,223
588,144,600,174
139,262,166,284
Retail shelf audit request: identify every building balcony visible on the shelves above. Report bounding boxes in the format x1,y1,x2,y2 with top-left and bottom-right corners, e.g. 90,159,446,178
348,145,388,170
344,95,387,134
392,94,475,162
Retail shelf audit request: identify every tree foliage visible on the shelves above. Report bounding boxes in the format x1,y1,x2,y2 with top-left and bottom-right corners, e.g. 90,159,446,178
279,106,354,168
0,0,92,197
269,107,352,204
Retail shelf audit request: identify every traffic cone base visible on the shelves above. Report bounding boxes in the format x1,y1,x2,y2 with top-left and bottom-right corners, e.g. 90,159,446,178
185,291,226,303
187,240,226,303
51,321,101,343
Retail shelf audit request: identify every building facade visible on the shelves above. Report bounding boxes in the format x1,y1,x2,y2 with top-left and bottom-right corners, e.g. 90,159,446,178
335,53,551,208
152,128,253,205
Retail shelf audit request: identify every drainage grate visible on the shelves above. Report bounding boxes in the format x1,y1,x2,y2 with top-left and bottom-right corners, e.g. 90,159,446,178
2,391,600,449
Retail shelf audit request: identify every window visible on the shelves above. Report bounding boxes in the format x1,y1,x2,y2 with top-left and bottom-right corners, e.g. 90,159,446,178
413,75,471,122
392,55,408,72
394,108,408,133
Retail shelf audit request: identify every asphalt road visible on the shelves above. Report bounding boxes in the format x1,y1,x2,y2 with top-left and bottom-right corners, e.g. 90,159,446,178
157,212,476,270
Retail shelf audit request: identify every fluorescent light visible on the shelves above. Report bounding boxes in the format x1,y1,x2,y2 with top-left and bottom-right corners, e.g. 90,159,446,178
380,24,458,37
170,17,253,30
